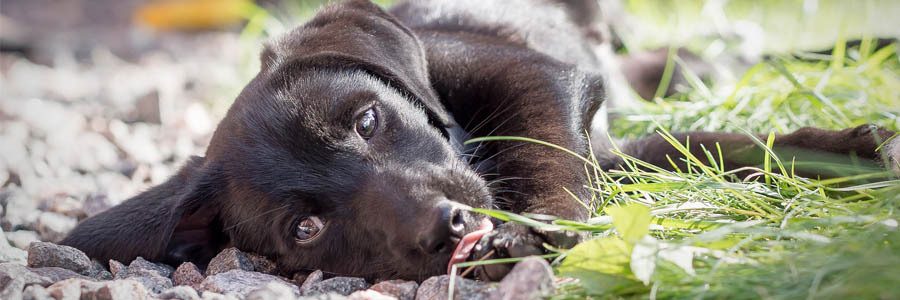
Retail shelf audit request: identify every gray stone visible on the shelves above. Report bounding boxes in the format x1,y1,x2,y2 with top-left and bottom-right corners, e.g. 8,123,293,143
199,269,299,299
296,293,348,300
0,277,25,300
89,260,111,278
40,195,85,219
292,272,309,287
108,258,175,294
31,267,93,282
158,285,201,300
112,257,175,294
370,280,417,300
27,241,93,275
414,275,496,300
45,278,151,300
200,291,241,300
206,247,254,276
300,270,323,291
46,278,100,300
492,256,555,300
119,256,174,278
245,252,278,275
127,274,173,294
248,281,300,300
132,90,161,124
5,230,40,250
83,193,113,218
173,262,204,288
0,262,53,286
0,228,27,264
22,284,53,300
108,260,126,277
348,290,396,300
0,188,40,232
301,277,370,297
37,212,77,242
84,279,150,300
94,270,114,281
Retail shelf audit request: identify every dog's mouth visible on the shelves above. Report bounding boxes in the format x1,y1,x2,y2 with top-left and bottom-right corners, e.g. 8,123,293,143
446,218,493,274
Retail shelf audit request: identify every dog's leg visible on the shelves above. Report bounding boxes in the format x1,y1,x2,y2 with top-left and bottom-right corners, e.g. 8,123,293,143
597,125,898,178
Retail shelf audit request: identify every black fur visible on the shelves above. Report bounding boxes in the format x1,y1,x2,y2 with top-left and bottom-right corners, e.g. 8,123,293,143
62,0,898,282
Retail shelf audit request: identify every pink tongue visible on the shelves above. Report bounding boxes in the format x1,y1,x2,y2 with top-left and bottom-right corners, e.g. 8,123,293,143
447,218,494,274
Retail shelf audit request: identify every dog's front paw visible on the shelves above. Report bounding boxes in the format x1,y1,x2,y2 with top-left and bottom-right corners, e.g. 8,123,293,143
471,222,544,281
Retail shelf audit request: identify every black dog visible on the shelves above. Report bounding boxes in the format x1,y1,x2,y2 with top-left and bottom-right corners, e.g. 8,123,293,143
62,0,899,282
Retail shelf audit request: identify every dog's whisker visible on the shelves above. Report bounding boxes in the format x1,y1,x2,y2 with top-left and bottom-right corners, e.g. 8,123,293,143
468,110,520,159
463,98,515,136
463,102,519,164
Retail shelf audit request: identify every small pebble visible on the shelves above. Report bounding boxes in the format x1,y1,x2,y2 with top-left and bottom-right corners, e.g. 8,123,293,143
205,247,254,276
300,270,324,291
492,256,555,300
109,259,126,276
199,269,299,298
415,275,496,300
26,241,93,276
301,277,370,297
370,280,418,300
174,261,205,289
159,285,202,300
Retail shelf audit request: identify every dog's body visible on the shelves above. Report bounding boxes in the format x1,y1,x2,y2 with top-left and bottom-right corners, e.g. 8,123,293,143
62,0,899,282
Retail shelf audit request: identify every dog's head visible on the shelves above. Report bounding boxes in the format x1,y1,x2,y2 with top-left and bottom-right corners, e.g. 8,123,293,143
63,0,491,281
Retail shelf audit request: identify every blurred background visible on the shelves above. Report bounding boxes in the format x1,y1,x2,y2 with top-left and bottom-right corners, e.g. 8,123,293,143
0,0,898,253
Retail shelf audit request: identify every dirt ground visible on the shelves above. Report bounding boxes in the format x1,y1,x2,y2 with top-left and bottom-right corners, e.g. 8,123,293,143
1,0,245,245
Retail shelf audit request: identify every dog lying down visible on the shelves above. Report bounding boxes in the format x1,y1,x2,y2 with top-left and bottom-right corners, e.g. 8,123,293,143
62,0,899,282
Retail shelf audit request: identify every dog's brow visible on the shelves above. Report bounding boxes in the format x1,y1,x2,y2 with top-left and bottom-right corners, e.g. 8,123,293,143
333,90,379,122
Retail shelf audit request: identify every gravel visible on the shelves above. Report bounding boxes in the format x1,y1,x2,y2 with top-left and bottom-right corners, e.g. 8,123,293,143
206,247,255,276
199,269,299,299
21,284,52,300
0,263,54,287
3,232,558,299
301,277,370,297
174,262,205,288
0,228,27,264
160,285,202,300
492,256,556,300
26,241,93,275
415,275,497,300
370,280,418,300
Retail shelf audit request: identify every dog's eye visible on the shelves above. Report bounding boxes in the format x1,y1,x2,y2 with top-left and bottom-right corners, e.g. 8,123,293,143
295,216,326,242
355,108,377,139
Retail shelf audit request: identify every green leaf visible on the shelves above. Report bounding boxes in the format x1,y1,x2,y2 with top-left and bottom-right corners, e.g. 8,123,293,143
559,269,647,295
604,204,652,244
559,237,632,276
559,237,646,295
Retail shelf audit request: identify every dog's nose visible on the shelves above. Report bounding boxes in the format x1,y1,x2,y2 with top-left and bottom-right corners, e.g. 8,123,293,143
417,200,466,254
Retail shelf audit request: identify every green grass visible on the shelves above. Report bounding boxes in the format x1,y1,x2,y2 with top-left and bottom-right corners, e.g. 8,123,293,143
465,41,900,299
232,1,900,299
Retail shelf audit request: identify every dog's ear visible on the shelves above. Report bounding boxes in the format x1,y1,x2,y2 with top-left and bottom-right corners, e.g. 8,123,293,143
60,156,227,267
260,0,452,128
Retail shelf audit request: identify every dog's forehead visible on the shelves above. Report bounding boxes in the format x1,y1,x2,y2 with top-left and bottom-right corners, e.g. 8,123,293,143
262,69,429,136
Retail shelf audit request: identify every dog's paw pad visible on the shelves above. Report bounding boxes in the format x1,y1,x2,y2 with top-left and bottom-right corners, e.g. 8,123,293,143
472,223,544,281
